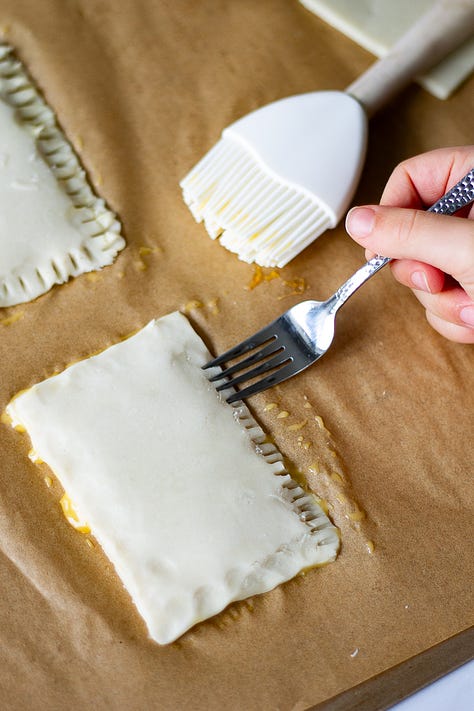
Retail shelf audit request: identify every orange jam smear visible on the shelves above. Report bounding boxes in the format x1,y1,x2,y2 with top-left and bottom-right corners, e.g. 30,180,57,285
246,265,280,290
280,276,306,296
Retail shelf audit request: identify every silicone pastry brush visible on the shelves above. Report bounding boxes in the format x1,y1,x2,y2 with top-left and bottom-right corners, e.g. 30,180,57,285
180,0,474,268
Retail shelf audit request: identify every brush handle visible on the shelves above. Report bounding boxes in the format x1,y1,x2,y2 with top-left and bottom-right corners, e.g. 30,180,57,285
346,0,474,117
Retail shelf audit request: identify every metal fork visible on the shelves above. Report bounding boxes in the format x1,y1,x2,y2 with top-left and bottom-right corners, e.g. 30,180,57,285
204,167,474,404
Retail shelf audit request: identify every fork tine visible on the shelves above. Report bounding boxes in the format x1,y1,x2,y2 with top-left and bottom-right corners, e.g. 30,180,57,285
207,340,283,382
215,352,291,392
203,322,278,369
226,361,299,404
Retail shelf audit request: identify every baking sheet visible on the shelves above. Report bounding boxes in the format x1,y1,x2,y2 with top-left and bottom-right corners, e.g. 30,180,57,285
0,1,473,709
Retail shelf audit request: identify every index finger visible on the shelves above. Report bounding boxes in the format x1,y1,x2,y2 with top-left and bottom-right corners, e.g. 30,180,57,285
380,146,474,211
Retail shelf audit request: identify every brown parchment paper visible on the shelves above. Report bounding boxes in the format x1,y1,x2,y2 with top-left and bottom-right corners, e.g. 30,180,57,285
0,2,473,709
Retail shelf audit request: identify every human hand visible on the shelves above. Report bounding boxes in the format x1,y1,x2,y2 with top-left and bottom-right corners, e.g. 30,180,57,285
345,146,474,343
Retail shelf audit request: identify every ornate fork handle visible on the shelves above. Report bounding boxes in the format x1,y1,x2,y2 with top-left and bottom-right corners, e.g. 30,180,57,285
330,167,474,313
430,168,474,214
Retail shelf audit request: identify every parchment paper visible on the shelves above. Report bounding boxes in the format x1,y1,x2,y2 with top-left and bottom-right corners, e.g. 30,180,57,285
0,2,472,709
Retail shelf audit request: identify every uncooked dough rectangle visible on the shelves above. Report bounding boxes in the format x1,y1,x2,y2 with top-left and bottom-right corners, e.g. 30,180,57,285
6,312,339,644
0,43,125,307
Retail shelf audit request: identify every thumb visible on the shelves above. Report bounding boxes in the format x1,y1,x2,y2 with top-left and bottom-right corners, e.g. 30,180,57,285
346,205,474,292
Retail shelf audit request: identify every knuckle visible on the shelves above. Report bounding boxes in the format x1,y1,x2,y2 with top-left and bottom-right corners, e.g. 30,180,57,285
383,161,411,194
396,158,412,174
456,221,474,283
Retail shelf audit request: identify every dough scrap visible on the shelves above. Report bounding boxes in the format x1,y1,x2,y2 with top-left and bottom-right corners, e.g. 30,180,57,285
6,312,339,644
0,43,125,307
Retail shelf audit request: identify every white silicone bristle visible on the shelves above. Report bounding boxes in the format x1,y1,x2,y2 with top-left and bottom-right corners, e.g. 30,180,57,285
180,136,333,268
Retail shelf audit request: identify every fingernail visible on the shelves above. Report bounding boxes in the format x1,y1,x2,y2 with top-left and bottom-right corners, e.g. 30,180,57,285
459,305,474,328
411,271,431,293
346,207,376,239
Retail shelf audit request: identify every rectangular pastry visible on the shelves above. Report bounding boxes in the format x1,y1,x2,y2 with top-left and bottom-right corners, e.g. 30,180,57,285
6,312,339,644
0,43,125,307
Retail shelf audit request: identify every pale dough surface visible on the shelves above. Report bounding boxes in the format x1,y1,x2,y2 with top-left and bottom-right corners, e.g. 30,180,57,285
299,0,474,100
0,43,125,307
7,312,339,644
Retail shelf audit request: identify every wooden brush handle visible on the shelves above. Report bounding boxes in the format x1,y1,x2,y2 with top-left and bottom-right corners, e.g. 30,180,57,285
346,0,474,117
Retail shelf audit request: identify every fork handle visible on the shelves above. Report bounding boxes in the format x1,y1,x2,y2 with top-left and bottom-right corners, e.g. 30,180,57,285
329,256,390,313
330,166,474,312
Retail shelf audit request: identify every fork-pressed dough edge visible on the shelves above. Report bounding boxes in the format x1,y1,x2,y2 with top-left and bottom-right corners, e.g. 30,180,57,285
6,316,339,641
0,42,125,307
211,383,337,541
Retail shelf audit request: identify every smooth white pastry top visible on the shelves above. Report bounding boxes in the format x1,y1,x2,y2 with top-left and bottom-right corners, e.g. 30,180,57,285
0,99,89,269
7,312,339,644
0,43,124,307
